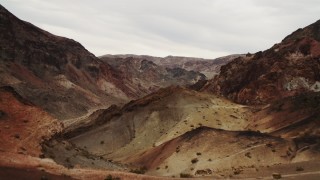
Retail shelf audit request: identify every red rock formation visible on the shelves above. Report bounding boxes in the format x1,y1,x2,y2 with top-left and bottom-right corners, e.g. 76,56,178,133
204,20,320,105
0,86,62,157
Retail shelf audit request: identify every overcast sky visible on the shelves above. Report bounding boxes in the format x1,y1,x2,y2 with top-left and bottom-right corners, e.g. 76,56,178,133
1,0,320,58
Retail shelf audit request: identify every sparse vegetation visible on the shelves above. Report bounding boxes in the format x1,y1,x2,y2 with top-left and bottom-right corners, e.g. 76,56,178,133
233,169,242,175
100,140,104,144
130,166,147,174
195,169,213,175
14,134,20,139
105,174,121,180
245,152,252,158
272,173,282,179
296,166,304,171
196,152,202,156
180,173,193,178
229,115,238,119
176,146,180,153
191,158,198,164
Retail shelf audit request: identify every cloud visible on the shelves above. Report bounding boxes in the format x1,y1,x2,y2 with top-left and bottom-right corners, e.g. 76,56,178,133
1,0,320,58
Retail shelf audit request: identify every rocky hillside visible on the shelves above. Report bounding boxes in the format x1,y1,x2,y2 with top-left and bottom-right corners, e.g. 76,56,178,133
100,56,206,94
203,20,320,105
101,54,241,79
0,4,211,120
1,3,320,179
0,5,139,119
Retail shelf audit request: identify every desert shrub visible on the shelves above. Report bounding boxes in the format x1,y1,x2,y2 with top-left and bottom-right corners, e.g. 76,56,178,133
233,169,242,175
105,175,121,180
245,152,251,158
191,158,198,164
196,152,202,156
14,134,20,139
130,166,147,174
176,146,180,153
180,173,193,178
272,173,282,179
296,166,304,171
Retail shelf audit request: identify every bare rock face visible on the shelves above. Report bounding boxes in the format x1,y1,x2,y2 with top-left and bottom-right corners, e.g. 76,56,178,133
204,20,320,105
0,5,145,119
100,56,206,95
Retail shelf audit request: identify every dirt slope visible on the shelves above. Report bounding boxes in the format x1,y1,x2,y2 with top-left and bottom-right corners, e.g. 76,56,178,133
0,86,62,156
63,87,252,165
0,86,175,180
57,87,320,178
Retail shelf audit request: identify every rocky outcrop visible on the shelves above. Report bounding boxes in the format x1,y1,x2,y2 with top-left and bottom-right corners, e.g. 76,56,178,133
100,56,206,95
204,20,320,105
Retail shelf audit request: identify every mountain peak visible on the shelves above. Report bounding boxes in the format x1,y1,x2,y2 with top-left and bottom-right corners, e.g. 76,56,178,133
282,19,320,43
204,19,320,105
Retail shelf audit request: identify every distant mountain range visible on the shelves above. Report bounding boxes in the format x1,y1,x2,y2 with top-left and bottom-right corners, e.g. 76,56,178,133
101,54,241,79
